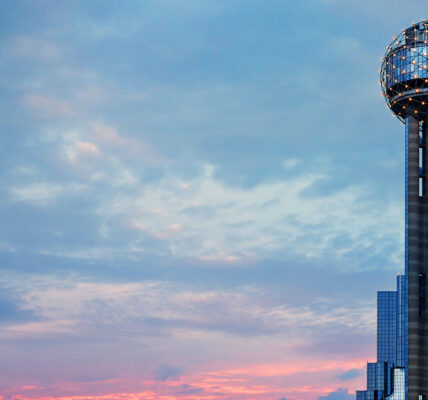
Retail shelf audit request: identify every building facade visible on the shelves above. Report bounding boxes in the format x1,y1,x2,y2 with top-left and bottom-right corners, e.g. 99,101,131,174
356,277,406,400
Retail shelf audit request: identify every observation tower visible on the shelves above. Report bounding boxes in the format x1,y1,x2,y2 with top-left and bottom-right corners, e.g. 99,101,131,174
380,20,428,400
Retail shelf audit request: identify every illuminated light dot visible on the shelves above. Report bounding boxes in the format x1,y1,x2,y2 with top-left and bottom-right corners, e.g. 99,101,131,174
409,98,413,101
423,102,426,105
405,85,409,88
403,70,406,74
415,110,418,114
403,106,406,109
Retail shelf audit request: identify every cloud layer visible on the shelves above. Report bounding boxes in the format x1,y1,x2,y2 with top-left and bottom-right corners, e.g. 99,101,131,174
0,0,424,399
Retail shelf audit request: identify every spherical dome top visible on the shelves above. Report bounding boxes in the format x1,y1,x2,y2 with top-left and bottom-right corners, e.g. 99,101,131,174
380,20,428,123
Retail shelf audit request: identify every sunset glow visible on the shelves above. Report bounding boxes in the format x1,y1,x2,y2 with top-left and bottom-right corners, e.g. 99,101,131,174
1,1,424,400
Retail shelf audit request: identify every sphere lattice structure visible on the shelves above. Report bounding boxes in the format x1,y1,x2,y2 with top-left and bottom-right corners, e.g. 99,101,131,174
380,20,428,123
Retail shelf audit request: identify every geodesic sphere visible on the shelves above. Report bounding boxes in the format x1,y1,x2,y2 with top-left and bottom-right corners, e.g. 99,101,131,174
380,20,428,123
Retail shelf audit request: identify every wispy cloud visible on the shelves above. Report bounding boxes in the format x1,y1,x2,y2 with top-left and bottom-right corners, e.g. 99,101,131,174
5,35,64,62
0,276,375,342
0,1,418,398
9,182,86,206
94,164,402,268
6,152,402,268
318,388,354,400
23,94,74,119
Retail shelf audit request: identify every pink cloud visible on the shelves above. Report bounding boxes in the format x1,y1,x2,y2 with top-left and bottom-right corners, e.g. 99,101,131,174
91,123,161,165
0,359,365,400
75,142,100,156
129,219,149,232
168,224,182,232
198,254,241,264
23,94,74,119
2,319,76,337
128,221,182,239
67,142,101,165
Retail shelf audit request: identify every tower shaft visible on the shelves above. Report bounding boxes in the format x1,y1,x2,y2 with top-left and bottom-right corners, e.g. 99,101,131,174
406,116,428,400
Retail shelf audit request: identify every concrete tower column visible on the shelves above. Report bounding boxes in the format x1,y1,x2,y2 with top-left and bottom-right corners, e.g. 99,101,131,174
407,115,422,400
421,118,428,397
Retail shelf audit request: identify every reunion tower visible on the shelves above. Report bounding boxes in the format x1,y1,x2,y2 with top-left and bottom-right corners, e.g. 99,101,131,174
381,20,428,400
356,20,428,400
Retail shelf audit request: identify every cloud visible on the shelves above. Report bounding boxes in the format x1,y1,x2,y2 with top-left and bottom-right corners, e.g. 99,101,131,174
319,388,354,400
94,164,402,269
0,276,375,342
155,364,182,381
0,293,35,325
6,35,63,62
0,2,411,398
91,122,162,165
9,182,85,206
338,368,362,381
283,158,299,170
5,151,402,270
66,141,100,164
23,94,74,118
2,319,76,338
74,141,100,156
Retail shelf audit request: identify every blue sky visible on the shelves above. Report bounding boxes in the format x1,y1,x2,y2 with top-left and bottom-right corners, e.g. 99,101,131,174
0,1,426,399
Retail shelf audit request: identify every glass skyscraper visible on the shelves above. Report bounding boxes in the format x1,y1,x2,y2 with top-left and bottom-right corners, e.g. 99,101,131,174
357,20,428,400
356,277,406,400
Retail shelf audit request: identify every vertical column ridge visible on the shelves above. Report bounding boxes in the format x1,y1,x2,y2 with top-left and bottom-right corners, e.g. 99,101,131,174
407,116,421,400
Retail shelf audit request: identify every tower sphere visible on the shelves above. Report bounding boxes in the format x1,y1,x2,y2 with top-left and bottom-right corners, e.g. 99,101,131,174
380,20,428,123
